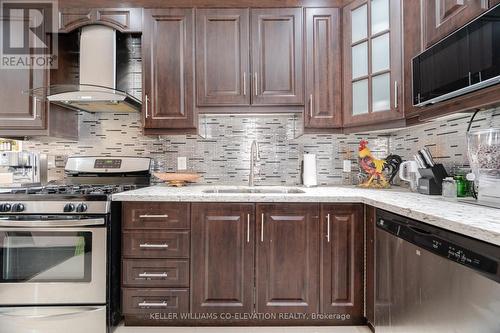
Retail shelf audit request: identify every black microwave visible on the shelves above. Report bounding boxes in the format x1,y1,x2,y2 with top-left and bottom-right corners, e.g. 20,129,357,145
412,4,500,107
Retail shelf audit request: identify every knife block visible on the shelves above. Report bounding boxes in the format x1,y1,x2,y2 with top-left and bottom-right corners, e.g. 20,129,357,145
417,164,448,195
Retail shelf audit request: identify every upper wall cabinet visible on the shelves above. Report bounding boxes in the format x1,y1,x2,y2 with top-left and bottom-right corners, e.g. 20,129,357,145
251,8,304,106
196,9,250,106
304,8,342,129
142,9,196,134
422,0,489,49
342,0,403,128
58,8,143,33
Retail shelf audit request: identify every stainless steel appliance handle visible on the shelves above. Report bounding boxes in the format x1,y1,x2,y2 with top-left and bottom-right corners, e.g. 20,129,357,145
326,213,331,243
247,213,250,243
0,218,105,228
139,243,169,249
139,301,168,308
0,307,103,319
139,272,168,278
139,214,168,218
260,213,264,242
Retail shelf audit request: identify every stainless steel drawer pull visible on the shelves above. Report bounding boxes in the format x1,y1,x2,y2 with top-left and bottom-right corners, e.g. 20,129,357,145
139,243,169,249
138,301,168,308
326,214,331,243
139,214,169,218
260,213,264,242
138,272,168,278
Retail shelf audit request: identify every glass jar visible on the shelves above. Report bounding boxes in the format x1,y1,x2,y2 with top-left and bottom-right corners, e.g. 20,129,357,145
442,177,457,198
454,175,469,197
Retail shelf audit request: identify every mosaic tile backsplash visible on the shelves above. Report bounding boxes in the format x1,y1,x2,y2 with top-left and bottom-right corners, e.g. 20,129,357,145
21,107,500,185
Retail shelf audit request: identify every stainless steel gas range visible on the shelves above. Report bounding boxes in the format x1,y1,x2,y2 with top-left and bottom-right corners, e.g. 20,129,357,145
0,156,151,333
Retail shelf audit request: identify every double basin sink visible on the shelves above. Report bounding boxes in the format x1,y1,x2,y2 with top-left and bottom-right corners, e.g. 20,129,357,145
202,187,305,194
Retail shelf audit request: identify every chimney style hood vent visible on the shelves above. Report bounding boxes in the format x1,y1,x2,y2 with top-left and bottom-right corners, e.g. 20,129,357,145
26,25,141,113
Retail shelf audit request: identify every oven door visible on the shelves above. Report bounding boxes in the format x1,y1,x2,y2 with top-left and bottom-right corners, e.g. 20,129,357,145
0,216,106,305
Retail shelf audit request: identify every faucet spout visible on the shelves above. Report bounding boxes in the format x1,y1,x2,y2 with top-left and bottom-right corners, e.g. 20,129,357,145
249,140,260,187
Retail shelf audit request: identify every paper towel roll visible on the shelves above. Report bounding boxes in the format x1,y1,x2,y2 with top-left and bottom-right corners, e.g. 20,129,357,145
303,154,317,187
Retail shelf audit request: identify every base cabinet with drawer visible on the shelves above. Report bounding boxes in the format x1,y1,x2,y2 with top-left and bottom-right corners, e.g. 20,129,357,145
122,202,191,325
121,202,364,326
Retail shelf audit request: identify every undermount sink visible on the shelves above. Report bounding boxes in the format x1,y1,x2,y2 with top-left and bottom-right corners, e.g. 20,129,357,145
202,188,305,194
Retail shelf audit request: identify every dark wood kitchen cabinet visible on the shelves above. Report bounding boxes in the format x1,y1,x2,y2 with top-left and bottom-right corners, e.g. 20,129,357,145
0,3,78,139
58,8,142,33
304,8,342,130
195,9,250,106
365,205,376,328
422,0,489,49
256,204,319,314
142,9,197,134
251,8,304,106
122,202,191,325
320,204,364,324
342,0,403,128
191,203,255,314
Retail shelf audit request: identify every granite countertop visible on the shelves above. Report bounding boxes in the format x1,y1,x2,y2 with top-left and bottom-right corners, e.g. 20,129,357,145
112,185,500,247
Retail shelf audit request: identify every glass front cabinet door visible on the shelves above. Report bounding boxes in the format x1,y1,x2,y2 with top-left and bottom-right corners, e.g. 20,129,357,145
343,0,403,127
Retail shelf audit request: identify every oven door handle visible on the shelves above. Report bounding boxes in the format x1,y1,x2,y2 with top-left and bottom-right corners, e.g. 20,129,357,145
0,306,103,319
0,218,105,228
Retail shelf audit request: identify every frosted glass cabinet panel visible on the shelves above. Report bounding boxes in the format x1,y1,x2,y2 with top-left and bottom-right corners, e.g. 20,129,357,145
351,4,368,43
343,0,402,127
353,80,369,115
372,73,390,112
371,0,389,35
371,33,390,73
352,42,368,79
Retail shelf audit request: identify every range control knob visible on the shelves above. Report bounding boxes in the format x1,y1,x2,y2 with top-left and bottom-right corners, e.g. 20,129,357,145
64,203,75,212
0,203,12,212
11,203,25,212
76,203,88,213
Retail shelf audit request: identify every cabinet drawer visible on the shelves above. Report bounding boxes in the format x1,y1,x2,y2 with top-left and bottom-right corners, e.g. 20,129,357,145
123,288,189,318
123,259,189,288
123,231,190,258
123,203,190,230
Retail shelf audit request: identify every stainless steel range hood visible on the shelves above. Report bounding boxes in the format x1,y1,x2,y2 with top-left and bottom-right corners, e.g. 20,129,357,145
27,25,141,113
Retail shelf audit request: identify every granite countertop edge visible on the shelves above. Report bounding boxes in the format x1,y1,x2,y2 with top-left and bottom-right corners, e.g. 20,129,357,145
112,185,500,247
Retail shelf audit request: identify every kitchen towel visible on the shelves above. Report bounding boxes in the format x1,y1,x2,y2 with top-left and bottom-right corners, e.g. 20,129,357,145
303,154,317,187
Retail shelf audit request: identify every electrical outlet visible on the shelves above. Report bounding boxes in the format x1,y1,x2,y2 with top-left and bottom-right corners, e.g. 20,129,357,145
177,157,187,171
47,155,56,168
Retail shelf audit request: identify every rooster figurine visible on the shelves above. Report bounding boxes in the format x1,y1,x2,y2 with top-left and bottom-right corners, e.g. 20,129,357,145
358,140,402,188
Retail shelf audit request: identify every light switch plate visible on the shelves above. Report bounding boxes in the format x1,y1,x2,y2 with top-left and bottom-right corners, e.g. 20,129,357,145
177,157,187,171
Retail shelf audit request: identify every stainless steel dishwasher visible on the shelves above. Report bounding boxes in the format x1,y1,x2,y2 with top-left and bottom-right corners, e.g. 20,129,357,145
375,209,500,333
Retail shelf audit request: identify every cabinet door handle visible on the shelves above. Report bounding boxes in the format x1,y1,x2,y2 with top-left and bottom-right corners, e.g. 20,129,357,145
138,272,168,278
243,72,247,96
139,214,168,218
32,96,38,120
138,301,168,308
145,94,149,118
139,243,169,249
309,94,313,118
393,81,398,109
254,72,258,96
247,213,250,243
260,213,264,242
326,214,331,243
